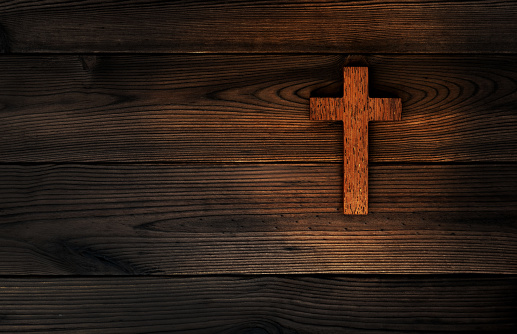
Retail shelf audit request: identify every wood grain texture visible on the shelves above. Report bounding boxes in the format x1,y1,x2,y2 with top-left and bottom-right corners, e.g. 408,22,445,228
1,54,516,163
1,276,515,333
1,164,516,275
0,0,516,53
311,67,402,214
1,1,515,331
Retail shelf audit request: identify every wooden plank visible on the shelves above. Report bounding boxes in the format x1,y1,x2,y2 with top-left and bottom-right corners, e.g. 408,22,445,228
0,276,515,333
1,1,516,53
1,55,516,163
1,164,516,275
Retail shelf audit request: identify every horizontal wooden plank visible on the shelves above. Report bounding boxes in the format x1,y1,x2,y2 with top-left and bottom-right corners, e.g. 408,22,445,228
1,1,516,53
1,164,516,275
1,55,516,163
1,276,515,333
2,163,516,215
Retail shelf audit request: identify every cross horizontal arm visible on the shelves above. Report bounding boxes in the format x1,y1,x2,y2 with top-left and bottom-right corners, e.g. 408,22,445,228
310,97,344,121
369,98,402,122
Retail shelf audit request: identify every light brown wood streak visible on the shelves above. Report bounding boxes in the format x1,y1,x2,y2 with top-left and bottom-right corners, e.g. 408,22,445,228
0,276,515,333
1,164,515,275
0,0,516,53
1,55,516,162
310,67,401,214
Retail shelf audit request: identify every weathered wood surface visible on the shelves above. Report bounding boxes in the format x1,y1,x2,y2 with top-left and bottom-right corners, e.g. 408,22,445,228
1,276,515,333
0,0,516,53
1,164,516,275
1,1,515,331
1,55,516,163
311,67,402,214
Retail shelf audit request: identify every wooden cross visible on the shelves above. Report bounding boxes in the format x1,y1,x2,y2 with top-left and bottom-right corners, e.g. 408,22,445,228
310,67,402,215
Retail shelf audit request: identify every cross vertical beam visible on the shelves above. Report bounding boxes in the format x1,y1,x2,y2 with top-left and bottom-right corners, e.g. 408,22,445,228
310,67,402,214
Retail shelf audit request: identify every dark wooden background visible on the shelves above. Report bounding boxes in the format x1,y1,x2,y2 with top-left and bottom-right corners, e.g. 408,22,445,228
1,1,516,332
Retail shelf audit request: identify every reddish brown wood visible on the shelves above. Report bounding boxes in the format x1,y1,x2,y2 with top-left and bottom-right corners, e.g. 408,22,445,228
311,67,402,214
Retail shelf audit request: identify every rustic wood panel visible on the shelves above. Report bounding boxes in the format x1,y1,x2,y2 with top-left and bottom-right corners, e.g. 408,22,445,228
1,164,516,275
1,1,515,331
1,0,516,53
1,55,516,163
1,276,515,333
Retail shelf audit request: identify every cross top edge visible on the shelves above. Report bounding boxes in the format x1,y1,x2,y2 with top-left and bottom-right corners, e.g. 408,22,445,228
309,67,401,122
